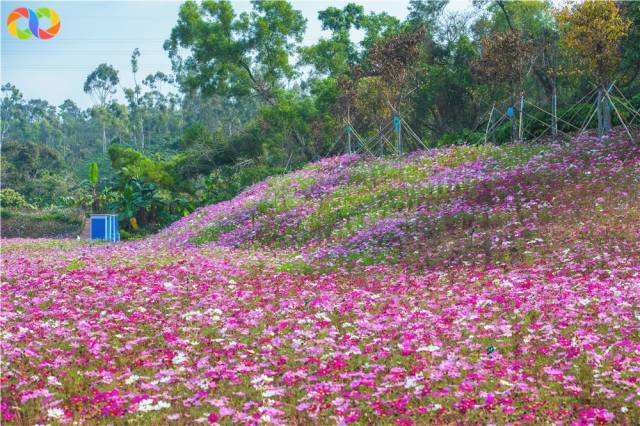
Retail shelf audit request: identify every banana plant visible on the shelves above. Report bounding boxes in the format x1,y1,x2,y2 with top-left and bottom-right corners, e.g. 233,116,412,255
107,177,159,231
88,162,99,212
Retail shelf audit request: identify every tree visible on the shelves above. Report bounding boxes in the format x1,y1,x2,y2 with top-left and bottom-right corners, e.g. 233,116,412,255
408,0,448,29
299,4,364,78
1,141,64,183
557,0,630,86
367,26,427,112
300,5,402,79
83,63,120,154
409,23,479,141
473,30,535,141
58,99,85,162
557,0,630,134
165,0,306,104
108,144,174,189
617,1,640,88
1,83,26,145
358,11,402,52
125,48,146,151
0,140,77,206
476,1,558,99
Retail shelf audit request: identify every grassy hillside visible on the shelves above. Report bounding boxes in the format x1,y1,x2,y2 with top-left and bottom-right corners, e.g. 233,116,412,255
163,129,640,270
2,129,640,425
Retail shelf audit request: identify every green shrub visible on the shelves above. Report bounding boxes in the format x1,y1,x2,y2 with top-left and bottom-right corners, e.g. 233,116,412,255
630,93,640,110
119,229,133,240
0,188,31,209
199,165,286,205
0,208,84,238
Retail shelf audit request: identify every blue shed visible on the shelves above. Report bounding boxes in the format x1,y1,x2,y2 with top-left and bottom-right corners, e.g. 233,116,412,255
90,214,119,242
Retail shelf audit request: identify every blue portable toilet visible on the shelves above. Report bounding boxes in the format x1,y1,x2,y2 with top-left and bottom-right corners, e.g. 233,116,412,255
90,214,119,242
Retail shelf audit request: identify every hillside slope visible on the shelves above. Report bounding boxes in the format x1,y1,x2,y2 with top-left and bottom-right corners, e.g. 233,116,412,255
159,128,640,270
2,129,640,425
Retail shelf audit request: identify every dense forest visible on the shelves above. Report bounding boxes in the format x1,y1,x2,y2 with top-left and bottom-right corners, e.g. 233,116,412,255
2,0,639,238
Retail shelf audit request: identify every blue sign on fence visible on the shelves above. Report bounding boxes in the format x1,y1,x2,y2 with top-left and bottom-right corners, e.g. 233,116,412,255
507,106,514,118
90,214,119,242
393,115,401,132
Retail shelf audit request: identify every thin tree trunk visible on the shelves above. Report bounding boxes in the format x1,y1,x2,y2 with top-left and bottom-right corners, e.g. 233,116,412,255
518,93,524,141
551,81,557,140
597,88,604,137
102,123,107,154
140,117,145,151
603,85,612,132
511,93,517,143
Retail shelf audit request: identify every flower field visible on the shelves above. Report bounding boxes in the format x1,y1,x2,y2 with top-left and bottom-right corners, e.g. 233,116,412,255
2,130,640,425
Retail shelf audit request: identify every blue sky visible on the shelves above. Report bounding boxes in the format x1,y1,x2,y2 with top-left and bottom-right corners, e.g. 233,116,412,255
1,0,472,108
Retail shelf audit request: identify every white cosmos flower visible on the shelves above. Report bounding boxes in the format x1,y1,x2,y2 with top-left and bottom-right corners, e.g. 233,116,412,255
172,352,188,365
47,376,62,386
404,377,418,389
47,408,65,419
125,374,140,385
251,374,273,385
417,344,440,352
138,398,170,412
